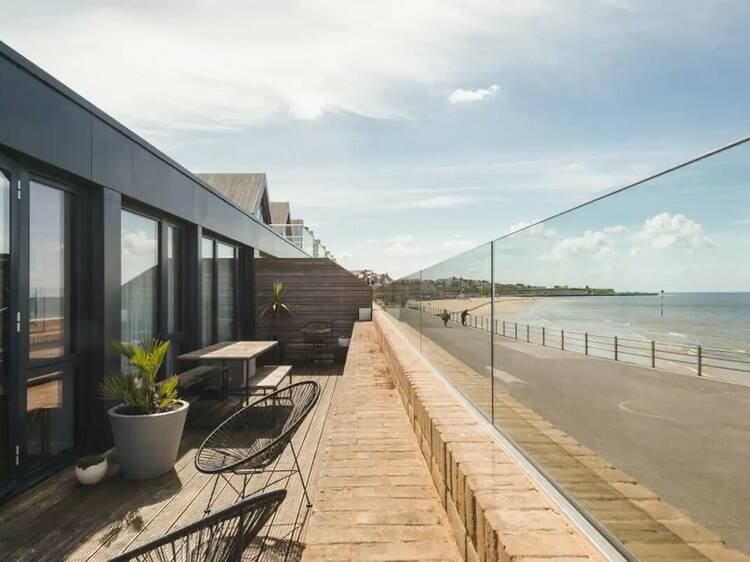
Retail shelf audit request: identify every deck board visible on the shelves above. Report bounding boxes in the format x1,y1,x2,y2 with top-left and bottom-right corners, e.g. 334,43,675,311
0,365,342,561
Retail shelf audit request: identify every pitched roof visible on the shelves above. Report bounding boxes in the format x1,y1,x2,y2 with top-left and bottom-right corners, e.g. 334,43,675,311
270,201,291,225
196,173,268,217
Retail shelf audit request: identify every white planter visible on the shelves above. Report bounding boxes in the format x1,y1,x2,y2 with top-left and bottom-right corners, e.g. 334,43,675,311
108,400,189,480
338,337,351,348
75,458,108,485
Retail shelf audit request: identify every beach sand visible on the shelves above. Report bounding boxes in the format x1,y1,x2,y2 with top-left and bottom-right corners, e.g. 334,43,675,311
425,296,535,317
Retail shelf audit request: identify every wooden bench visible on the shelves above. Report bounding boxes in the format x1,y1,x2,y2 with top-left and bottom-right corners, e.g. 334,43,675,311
178,364,229,398
245,365,293,395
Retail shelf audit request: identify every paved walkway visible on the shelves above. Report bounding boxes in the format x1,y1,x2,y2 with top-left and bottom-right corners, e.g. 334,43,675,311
301,323,462,561
394,308,750,561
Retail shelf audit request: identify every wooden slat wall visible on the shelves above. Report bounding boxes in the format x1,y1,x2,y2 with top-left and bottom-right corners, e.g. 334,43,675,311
255,258,372,362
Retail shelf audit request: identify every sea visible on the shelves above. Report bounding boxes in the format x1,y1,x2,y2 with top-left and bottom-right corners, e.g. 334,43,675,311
503,292,750,354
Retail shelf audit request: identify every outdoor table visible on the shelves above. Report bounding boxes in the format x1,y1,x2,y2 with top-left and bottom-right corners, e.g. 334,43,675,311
178,341,278,405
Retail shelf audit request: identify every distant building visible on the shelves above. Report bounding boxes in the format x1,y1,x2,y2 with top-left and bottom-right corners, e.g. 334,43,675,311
352,269,391,286
197,173,272,224
269,201,291,237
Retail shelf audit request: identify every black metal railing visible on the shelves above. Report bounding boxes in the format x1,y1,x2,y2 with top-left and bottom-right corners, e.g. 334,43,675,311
423,305,750,379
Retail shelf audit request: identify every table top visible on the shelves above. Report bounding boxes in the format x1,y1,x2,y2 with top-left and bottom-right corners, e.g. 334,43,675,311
178,340,277,361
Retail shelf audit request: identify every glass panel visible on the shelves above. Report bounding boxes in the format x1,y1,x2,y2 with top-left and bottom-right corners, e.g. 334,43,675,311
25,370,73,470
216,242,235,341
488,144,750,558
167,226,180,335
0,171,9,479
420,244,494,418
29,182,66,360
201,237,215,346
386,140,750,559
121,211,158,345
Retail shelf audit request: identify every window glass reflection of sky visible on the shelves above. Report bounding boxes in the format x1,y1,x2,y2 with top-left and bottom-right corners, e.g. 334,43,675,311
121,211,158,285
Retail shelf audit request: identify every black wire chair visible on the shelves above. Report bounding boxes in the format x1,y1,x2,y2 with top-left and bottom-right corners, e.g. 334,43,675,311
195,381,321,514
109,489,286,562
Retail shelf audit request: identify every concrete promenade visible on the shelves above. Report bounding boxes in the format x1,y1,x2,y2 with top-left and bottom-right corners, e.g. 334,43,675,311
398,307,750,557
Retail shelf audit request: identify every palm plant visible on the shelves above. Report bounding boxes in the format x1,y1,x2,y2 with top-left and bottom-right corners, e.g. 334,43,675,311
99,338,180,415
258,281,293,320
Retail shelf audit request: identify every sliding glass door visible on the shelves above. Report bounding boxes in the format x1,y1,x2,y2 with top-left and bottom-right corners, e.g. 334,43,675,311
23,180,75,474
0,170,10,487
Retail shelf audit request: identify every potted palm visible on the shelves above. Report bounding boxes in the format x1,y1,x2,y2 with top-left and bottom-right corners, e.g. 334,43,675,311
99,338,188,479
259,280,294,361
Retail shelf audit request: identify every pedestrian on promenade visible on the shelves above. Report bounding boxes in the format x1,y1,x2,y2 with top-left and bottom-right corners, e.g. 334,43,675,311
461,309,469,326
441,309,450,327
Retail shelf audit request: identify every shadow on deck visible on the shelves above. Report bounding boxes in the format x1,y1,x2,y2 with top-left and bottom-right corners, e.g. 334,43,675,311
0,365,343,561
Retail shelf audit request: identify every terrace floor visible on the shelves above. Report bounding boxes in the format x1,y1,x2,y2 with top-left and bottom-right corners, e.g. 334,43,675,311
0,365,343,561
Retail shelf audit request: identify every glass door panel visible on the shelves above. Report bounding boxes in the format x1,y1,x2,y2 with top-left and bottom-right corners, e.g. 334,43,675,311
0,171,10,483
28,182,67,361
166,225,182,373
24,181,74,472
25,369,73,471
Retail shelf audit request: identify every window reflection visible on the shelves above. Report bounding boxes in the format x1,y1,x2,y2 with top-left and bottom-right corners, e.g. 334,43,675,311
217,242,236,341
0,171,8,479
121,211,158,345
201,237,215,346
167,226,180,335
29,182,67,360
25,370,73,469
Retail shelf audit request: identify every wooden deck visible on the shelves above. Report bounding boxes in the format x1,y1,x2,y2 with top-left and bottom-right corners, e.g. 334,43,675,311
0,365,343,561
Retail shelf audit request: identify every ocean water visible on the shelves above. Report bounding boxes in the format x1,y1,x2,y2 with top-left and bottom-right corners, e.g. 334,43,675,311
505,293,750,353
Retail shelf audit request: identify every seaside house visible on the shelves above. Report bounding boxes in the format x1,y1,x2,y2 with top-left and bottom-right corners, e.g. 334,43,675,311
0,38,749,562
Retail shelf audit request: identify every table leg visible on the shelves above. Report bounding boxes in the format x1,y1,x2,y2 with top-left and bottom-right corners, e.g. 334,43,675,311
243,360,248,406
222,360,229,400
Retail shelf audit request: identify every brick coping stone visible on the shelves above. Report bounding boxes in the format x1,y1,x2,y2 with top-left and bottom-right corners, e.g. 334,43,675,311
374,307,750,562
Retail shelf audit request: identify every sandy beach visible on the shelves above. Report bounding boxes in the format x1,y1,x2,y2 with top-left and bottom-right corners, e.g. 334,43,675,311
424,296,535,317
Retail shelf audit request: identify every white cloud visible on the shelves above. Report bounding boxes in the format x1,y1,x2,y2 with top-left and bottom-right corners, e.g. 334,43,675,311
441,238,477,252
121,230,158,282
2,2,546,135
603,224,626,234
385,234,421,256
635,212,713,250
629,247,645,257
409,195,478,208
506,220,558,239
541,229,613,261
448,84,500,104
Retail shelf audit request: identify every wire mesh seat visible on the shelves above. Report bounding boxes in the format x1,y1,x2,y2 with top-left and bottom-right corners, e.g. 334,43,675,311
109,489,286,562
195,381,320,513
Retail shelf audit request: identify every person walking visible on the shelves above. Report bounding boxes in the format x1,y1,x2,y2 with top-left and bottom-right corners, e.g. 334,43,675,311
441,309,450,327
461,309,469,326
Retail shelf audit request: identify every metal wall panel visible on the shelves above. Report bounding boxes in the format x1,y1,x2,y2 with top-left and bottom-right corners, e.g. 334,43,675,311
0,42,307,258
0,55,92,178
91,120,134,194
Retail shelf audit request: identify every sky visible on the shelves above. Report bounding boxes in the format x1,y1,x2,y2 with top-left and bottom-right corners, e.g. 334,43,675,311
4,0,750,282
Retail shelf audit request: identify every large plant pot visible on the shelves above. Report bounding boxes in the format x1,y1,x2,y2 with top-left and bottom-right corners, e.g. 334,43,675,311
108,400,189,480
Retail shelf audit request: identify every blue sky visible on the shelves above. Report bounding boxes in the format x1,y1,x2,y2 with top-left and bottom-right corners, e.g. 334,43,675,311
4,0,750,280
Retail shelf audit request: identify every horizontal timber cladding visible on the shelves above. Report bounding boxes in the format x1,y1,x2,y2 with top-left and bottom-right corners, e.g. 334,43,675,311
255,258,372,362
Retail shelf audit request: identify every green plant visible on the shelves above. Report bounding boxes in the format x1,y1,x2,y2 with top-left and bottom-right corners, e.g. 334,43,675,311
258,281,293,319
99,338,180,415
